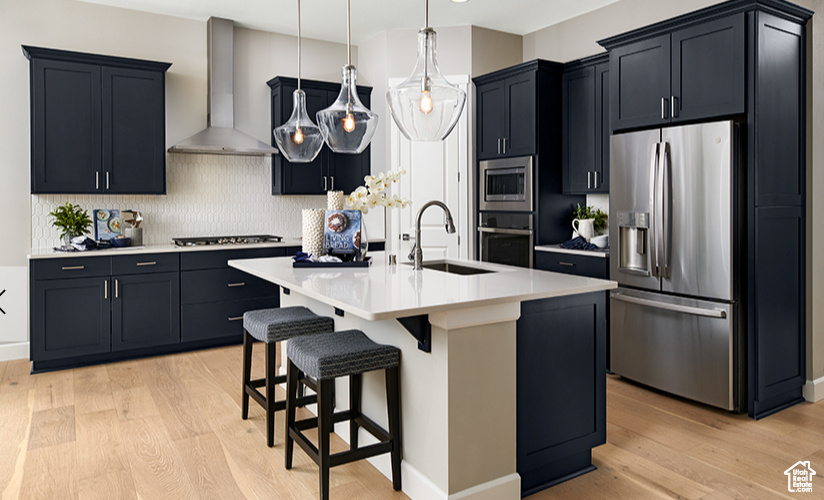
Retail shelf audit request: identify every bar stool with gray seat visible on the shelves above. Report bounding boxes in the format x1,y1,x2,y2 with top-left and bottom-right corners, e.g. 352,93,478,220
285,329,401,499
242,306,335,447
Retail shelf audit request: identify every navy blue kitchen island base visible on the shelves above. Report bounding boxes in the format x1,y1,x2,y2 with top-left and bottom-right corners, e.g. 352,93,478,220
517,291,607,496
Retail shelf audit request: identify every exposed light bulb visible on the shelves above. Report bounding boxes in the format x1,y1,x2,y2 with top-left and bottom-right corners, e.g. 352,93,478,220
343,113,356,133
419,90,433,114
293,127,304,144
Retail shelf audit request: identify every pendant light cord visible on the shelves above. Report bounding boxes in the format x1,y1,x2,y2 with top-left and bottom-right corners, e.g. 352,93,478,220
297,0,302,90
425,0,429,28
346,0,352,66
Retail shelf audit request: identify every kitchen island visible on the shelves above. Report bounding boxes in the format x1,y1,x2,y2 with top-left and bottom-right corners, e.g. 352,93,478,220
229,253,616,499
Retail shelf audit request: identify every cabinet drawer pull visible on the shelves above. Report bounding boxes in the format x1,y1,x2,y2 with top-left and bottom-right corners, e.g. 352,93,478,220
559,261,576,267
228,316,243,321
136,261,157,266
61,265,85,271
227,282,246,287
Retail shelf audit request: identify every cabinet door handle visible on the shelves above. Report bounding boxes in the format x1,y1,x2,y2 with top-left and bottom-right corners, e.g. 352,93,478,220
559,261,576,267
330,176,335,191
61,265,85,270
323,175,328,191
106,172,110,190
227,282,246,287
136,261,156,267
104,279,108,299
497,138,501,155
115,279,119,298
502,137,507,154
228,316,243,322
661,97,670,120
95,172,100,190
594,171,599,189
671,95,678,118
587,171,591,189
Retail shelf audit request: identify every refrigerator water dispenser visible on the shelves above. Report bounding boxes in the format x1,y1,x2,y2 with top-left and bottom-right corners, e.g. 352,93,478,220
618,212,649,275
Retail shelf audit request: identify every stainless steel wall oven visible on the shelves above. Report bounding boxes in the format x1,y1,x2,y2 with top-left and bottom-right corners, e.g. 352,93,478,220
478,212,533,268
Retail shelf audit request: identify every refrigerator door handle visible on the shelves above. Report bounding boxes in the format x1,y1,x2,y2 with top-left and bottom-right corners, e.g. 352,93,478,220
660,141,671,278
611,291,727,319
649,142,660,278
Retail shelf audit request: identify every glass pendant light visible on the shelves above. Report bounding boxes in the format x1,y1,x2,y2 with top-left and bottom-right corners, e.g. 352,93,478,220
386,0,466,141
316,0,379,154
274,0,324,163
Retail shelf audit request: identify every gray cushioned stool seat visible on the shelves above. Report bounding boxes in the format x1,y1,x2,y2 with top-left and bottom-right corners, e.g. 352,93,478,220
287,329,399,380
243,306,334,343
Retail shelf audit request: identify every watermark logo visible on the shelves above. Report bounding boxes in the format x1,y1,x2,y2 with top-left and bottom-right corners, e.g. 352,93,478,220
785,461,816,493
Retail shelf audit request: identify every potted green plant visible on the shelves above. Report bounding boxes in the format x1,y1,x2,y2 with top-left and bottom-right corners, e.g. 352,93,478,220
49,202,92,245
572,204,608,236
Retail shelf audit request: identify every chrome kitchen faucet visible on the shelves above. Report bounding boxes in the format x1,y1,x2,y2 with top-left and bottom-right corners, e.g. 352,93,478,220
409,200,456,270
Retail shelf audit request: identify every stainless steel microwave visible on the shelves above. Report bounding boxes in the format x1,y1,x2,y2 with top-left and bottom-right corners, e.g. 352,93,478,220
479,156,533,212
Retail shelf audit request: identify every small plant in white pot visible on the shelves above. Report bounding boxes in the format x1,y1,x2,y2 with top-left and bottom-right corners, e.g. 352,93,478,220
49,202,92,245
572,204,608,242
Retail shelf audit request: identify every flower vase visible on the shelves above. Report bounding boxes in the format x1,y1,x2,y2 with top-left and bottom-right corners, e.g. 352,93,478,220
359,222,369,261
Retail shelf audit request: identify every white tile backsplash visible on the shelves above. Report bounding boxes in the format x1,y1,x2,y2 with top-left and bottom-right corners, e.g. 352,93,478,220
31,154,326,248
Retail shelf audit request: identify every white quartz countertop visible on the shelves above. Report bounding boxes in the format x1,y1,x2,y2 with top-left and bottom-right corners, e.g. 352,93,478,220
229,252,617,321
535,244,610,258
28,238,304,260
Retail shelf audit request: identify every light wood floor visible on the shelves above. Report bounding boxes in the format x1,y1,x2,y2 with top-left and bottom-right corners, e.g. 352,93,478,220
1,347,822,500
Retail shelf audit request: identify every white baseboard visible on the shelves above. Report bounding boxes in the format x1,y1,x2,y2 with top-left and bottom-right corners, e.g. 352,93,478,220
448,473,521,500
0,342,29,363
803,376,824,402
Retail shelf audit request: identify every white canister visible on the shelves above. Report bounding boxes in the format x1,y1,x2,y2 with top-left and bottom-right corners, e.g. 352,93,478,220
327,191,345,210
302,209,325,256
571,218,595,242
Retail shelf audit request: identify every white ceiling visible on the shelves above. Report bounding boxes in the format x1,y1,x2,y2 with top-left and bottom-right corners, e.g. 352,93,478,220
76,0,620,45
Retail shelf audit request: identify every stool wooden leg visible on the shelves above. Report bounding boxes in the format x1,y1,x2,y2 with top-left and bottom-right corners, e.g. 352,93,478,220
386,366,402,491
318,379,334,500
241,330,253,420
265,341,276,447
284,360,298,470
349,373,361,450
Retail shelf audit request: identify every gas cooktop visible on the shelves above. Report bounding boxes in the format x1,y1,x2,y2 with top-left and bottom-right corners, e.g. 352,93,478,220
173,235,283,247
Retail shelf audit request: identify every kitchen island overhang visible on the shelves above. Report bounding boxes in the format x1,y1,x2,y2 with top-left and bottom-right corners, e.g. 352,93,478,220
229,253,616,499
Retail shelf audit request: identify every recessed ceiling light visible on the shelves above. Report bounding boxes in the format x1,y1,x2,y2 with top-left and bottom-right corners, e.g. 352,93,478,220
451,0,469,3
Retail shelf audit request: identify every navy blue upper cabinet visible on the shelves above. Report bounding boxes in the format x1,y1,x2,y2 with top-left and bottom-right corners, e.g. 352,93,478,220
562,54,610,194
474,69,537,160
609,14,745,131
24,46,171,195
610,34,671,131
268,77,371,195
103,67,167,194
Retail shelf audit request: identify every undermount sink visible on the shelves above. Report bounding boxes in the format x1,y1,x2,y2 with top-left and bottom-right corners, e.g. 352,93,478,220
407,261,496,275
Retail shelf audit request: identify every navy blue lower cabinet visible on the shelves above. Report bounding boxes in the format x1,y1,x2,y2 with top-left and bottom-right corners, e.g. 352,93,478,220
517,291,606,496
111,272,180,351
32,276,111,362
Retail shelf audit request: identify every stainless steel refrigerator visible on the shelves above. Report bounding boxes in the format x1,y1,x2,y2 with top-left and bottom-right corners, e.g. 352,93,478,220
609,120,743,411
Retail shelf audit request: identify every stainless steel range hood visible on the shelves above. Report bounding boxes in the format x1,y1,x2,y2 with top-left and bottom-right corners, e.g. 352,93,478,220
168,17,278,156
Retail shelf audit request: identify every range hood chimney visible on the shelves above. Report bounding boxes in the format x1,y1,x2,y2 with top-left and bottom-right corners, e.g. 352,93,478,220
168,17,279,156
